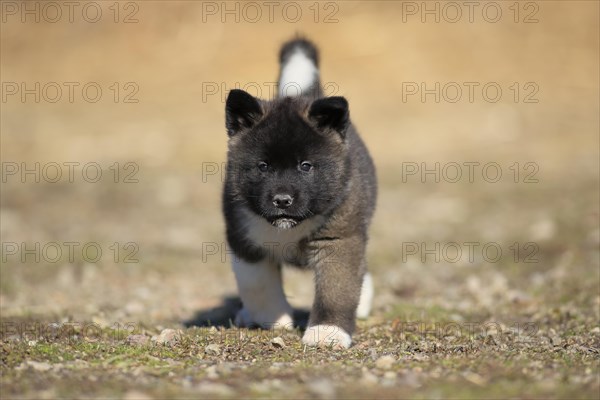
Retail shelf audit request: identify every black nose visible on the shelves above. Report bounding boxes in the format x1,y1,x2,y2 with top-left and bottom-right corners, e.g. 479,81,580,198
272,194,293,209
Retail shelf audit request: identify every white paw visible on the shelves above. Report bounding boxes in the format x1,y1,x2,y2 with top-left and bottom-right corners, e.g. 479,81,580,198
302,324,352,349
234,308,294,330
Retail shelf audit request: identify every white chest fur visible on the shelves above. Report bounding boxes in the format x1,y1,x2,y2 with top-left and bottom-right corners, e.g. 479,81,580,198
240,208,324,261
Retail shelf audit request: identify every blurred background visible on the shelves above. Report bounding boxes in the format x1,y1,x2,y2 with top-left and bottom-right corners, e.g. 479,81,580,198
1,1,598,332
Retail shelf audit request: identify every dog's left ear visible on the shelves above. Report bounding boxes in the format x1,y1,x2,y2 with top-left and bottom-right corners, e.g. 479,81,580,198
308,96,349,138
225,89,263,137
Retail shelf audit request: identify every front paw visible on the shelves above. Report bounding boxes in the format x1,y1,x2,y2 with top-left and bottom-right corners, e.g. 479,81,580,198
234,308,294,330
302,324,352,349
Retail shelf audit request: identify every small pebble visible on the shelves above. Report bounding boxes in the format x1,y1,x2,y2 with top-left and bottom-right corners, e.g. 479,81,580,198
151,329,182,345
205,343,221,355
375,355,396,370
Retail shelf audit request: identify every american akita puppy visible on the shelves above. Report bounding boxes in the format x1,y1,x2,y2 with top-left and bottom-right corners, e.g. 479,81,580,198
222,38,377,348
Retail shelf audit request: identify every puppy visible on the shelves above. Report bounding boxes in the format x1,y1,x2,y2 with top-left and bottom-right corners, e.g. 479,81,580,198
223,38,377,348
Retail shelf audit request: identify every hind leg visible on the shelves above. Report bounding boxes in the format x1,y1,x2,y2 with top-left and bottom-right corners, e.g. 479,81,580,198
356,272,373,319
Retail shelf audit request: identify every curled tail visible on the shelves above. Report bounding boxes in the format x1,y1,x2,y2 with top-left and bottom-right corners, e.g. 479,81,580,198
277,37,323,99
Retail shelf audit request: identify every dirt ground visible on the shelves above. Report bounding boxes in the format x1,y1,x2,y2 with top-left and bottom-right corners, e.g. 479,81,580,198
1,1,599,399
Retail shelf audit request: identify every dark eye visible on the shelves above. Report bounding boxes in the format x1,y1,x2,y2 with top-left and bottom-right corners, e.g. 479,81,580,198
300,161,313,172
258,162,269,172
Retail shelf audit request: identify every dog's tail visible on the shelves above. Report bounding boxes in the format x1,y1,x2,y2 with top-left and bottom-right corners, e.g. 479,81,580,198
277,37,323,99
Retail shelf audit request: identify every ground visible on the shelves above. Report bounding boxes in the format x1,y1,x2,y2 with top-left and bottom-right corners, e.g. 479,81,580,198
1,1,599,399
1,175,599,398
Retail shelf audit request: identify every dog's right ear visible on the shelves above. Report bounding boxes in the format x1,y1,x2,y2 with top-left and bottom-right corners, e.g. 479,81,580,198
225,89,263,137
308,96,349,138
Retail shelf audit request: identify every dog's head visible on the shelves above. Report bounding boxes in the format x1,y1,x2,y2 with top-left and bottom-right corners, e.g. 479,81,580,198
224,89,351,229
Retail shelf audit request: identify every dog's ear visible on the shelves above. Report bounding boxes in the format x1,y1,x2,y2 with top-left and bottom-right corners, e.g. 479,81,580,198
225,89,263,136
308,96,349,138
